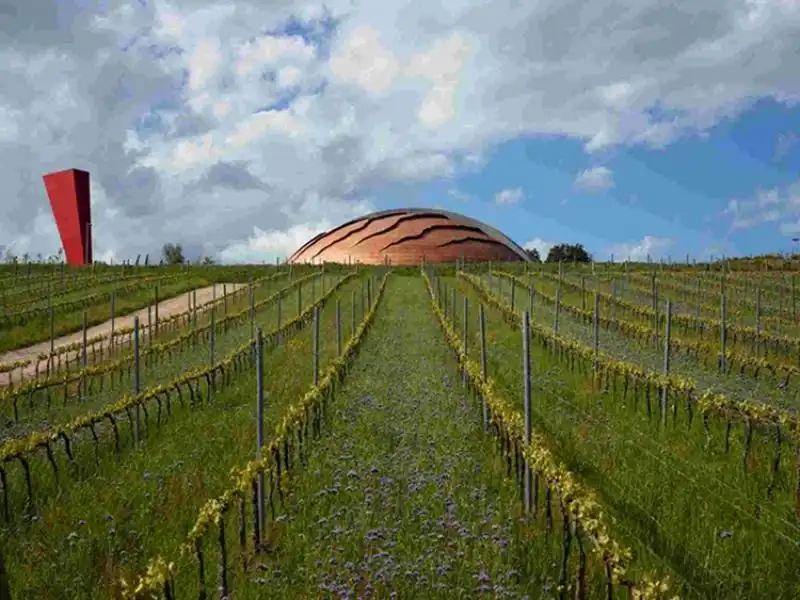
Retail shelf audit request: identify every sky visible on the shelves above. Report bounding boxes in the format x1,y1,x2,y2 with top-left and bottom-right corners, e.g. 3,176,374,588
1,0,800,264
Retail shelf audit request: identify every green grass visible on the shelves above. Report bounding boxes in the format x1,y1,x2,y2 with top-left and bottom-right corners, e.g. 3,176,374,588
0,275,338,442
0,275,369,599
447,273,800,599
0,264,324,353
487,273,800,409
4,264,800,599
173,275,582,599
0,277,211,353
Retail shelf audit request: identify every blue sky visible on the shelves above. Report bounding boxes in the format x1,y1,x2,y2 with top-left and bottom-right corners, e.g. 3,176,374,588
368,98,800,262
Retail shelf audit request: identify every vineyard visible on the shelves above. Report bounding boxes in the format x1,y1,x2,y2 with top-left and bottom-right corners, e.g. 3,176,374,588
0,260,798,599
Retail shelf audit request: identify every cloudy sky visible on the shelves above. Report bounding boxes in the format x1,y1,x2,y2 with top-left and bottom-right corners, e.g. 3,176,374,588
1,0,800,264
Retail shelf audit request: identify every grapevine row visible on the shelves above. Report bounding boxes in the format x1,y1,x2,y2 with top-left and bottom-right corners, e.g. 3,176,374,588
0,271,286,386
1,271,197,327
462,272,800,460
121,272,389,599
499,271,800,385
0,271,357,523
0,272,326,420
425,270,675,600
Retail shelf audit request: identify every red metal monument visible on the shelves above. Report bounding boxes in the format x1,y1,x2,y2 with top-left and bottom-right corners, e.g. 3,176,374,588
43,168,92,266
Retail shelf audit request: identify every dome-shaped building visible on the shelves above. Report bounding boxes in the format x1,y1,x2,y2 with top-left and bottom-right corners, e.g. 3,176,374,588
288,208,530,265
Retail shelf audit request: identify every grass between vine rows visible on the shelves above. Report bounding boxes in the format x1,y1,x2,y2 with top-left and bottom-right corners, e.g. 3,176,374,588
0,264,302,353
0,274,335,440
446,274,800,599
0,276,213,353
200,275,575,599
1,274,367,599
488,273,798,409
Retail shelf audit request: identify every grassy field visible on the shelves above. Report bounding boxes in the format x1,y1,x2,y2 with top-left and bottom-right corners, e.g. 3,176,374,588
0,261,798,599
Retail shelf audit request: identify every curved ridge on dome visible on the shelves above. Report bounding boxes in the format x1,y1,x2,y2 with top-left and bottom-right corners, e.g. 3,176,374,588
288,208,531,265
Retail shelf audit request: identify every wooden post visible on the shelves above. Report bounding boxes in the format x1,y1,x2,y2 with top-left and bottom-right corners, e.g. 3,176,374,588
255,328,265,539
210,306,216,400
133,316,141,446
581,275,586,312
462,296,469,385
249,286,255,347
522,311,533,514
661,300,672,426
529,284,534,315
479,304,489,432
313,306,320,386
336,300,342,356
81,309,88,400
154,285,159,337
592,293,599,372
720,294,727,374
554,286,561,335
277,290,282,331
610,279,617,327
110,289,116,353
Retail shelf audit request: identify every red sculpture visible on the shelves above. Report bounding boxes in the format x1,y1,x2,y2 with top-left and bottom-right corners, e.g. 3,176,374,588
43,169,92,265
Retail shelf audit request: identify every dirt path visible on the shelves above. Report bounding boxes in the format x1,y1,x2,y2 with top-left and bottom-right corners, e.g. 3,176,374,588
0,284,248,387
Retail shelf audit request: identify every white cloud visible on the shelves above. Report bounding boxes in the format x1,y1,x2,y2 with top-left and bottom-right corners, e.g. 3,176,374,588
523,237,554,258
3,0,800,263
188,38,222,91
405,33,468,128
607,236,674,262
224,108,304,150
573,166,614,193
277,65,304,88
234,35,315,78
218,194,376,262
329,25,401,94
219,223,327,263
446,188,473,202
494,187,524,205
385,152,455,181
169,134,221,172
723,180,800,231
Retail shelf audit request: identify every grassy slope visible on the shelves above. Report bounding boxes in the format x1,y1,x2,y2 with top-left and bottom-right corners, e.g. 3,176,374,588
0,275,333,439
488,273,799,409
1,276,366,599
449,274,800,600
226,275,576,599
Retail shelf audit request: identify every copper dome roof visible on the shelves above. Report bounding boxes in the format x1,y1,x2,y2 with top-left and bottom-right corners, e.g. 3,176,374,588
287,208,530,265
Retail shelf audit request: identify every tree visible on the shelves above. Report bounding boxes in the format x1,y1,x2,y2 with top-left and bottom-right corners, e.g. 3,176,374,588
201,255,216,265
525,248,542,262
546,243,592,264
162,243,185,265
